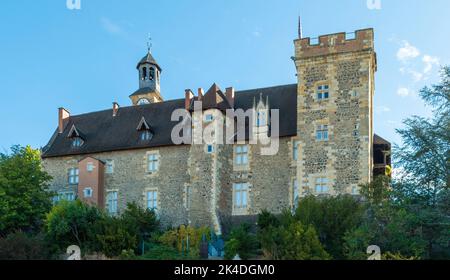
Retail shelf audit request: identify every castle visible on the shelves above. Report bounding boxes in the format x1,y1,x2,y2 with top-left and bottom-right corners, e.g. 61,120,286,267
42,24,391,233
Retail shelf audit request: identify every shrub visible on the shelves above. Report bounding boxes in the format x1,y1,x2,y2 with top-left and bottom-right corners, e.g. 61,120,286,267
0,231,50,260
96,216,138,258
224,224,259,260
45,200,103,253
258,211,330,260
159,225,210,258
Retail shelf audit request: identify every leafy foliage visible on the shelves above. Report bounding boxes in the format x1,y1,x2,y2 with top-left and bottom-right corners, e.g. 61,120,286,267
45,200,103,253
294,195,364,259
0,146,53,235
159,225,210,258
224,223,259,260
257,211,330,260
0,231,51,260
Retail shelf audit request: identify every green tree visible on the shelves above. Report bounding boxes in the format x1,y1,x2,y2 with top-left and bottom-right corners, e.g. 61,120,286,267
0,145,53,235
96,216,138,258
224,223,259,260
121,202,159,252
257,211,330,260
0,231,51,260
393,66,450,259
45,200,103,253
294,195,364,259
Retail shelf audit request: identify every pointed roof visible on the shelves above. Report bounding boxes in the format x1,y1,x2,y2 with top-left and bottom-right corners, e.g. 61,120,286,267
136,52,161,71
198,83,233,111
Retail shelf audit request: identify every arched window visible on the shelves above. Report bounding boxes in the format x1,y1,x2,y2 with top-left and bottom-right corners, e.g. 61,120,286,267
149,67,155,81
257,110,267,127
142,67,147,80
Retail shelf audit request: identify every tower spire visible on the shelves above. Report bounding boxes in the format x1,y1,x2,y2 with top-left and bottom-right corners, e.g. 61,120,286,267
298,16,303,39
147,34,152,53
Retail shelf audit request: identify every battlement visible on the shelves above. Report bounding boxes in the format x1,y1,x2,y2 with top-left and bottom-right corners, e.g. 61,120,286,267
294,28,374,59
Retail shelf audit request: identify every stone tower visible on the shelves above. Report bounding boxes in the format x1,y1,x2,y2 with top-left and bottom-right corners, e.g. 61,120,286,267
129,51,163,105
293,29,377,196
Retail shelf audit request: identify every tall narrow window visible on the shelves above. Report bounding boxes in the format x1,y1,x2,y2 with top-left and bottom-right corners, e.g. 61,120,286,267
235,145,249,165
106,160,114,174
146,190,158,211
68,168,79,185
107,191,118,215
316,125,329,141
142,67,147,80
149,67,155,80
315,178,329,194
185,186,192,210
292,179,299,209
293,141,299,161
256,110,267,127
233,183,248,210
147,154,159,172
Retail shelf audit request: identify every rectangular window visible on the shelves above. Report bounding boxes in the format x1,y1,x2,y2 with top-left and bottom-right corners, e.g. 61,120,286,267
68,168,79,185
185,186,192,210
233,183,248,210
207,145,214,154
55,191,75,203
315,178,329,194
107,191,118,215
235,145,249,165
317,85,330,100
106,160,114,174
293,141,299,161
83,187,93,198
205,114,214,122
146,190,158,211
87,162,94,172
256,110,267,127
316,125,329,141
147,154,159,172
292,179,299,208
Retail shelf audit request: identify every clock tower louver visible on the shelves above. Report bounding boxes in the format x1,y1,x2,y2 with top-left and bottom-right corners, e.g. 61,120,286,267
129,49,163,106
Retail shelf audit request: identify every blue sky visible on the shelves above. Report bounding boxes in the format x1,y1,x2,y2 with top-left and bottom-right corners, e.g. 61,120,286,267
0,0,448,152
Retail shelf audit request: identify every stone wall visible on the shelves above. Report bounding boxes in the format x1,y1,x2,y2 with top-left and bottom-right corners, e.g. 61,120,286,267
294,29,376,196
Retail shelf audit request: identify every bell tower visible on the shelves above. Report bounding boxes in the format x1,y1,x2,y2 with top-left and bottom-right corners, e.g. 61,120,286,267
130,41,163,105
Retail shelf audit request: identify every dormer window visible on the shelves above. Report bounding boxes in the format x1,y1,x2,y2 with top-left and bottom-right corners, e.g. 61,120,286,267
137,117,153,142
72,137,83,148
67,124,84,148
256,110,267,127
141,130,152,141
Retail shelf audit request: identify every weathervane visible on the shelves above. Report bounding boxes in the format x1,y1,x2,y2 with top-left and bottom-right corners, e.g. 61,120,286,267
147,34,152,53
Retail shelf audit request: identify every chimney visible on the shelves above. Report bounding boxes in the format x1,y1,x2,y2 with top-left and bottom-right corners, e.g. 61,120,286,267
226,87,235,107
58,107,70,134
185,89,194,110
197,88,204,101
112,102,120,117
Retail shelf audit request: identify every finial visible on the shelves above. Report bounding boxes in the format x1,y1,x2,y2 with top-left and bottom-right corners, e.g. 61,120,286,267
147,34,152,53
298,16,303,39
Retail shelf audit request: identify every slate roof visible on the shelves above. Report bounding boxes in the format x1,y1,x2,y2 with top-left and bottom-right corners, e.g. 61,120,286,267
137,52,161,71
374,134,391,147
41,84,298,158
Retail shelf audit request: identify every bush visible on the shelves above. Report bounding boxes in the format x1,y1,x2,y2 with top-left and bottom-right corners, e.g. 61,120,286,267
159,225,210,258
96,216,138,258
224,224,259,260
258,211,330,260
138,243,195,260
0,231,51,260
294,195,364,259
45,200,103,253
